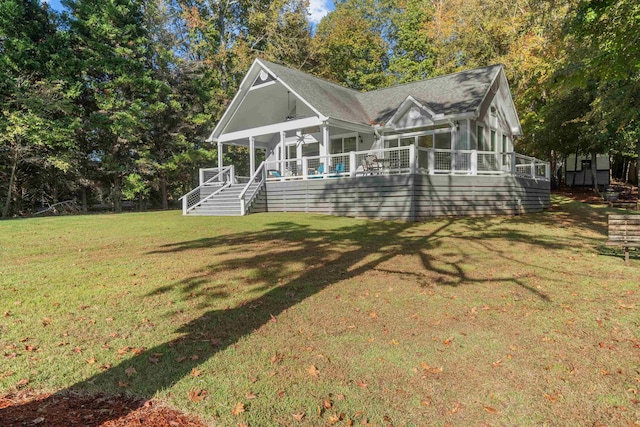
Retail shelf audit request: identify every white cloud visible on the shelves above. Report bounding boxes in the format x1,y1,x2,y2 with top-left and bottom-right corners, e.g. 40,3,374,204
307,0,331,25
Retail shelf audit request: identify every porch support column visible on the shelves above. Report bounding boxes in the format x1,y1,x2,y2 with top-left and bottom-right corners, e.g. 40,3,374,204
217,141,223,183
280,131,286,176
249,136,256,176
321,123,329,177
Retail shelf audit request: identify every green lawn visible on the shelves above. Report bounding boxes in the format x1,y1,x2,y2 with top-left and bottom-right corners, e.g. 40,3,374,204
1,198,638,426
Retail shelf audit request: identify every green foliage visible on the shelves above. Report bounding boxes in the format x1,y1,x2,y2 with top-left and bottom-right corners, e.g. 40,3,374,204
313,1,390,90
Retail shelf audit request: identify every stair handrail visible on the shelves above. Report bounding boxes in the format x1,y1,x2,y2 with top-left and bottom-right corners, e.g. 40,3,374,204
181,166,232,214
179,166,231,201
238,161,266,216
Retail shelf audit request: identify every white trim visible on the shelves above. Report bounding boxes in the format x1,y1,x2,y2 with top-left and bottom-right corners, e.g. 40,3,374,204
248,80,276,91
256,59,325,120
326,118,373,134
386,96,438,128
207,60,265,142
218,117,323,143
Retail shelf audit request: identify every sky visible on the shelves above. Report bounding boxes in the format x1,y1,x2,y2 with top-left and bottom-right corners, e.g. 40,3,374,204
42,0,334,24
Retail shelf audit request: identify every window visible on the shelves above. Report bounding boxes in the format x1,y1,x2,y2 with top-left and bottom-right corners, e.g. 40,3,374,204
477,126,485,151
491,130,497,152
302,142,319,157
418,134,433,148
287,144,297,160
502,135,508,152
434,132,451,149
331,135,358,154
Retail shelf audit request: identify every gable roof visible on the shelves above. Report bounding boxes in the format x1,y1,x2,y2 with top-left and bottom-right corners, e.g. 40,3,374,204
259,60,503,126
258,60,370,125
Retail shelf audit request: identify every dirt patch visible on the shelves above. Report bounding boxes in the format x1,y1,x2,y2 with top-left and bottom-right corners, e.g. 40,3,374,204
0,390,207,427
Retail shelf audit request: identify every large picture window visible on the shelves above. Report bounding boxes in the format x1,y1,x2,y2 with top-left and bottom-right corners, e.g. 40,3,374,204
331,135,357,154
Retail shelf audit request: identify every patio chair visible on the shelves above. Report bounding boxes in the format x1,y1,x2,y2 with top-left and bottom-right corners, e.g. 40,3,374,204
329,163,345,178
268,170,282,178
309,164,324,179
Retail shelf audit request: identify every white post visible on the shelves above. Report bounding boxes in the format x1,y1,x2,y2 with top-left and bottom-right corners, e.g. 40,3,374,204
280,131,286,176
321,123,329,174
302,157,308,180
530,158,536,178
240,198,245,216
182,197,187,215
409,144,416,174
349,151,356,177
471,151,478,175
199,169,204,185
545,161,551,180
249,136,256,176
451,149,456,173
217,141,223,183
511,152,516,176
428,149,435,175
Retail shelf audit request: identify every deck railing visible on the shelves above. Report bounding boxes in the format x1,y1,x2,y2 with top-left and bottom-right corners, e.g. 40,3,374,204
181,166,234,214
259,146,549,181
238,162,266,215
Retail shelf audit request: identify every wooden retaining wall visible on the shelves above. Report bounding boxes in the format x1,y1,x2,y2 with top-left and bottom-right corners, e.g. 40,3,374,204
253,174,550,220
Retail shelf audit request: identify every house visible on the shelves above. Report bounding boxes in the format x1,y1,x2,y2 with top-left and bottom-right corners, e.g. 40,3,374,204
181,59,550,220
564,153,610,188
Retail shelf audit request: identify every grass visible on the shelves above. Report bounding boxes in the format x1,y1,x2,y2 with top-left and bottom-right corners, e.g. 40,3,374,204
1,197,639,426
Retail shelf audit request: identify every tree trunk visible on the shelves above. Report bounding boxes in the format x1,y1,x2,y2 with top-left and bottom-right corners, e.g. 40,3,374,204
637,138,640,191
571,147,579,187
138,192,143,212
160,172,168,210
2,150,19,218
112,177,123,213
591,152,599,193
81,187,88,213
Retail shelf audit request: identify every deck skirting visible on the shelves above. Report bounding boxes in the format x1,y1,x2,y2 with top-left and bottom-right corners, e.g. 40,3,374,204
251,174,550,220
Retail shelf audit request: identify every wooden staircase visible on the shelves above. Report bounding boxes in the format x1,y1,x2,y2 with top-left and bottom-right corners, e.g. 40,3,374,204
185,182,263,216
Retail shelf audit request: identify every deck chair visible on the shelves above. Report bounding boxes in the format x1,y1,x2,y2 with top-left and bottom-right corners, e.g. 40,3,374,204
330,163,345,178
268,170,282,178
309,164,324,179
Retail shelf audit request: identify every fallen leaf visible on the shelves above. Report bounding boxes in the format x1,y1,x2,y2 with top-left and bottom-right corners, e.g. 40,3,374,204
132,347,145,355
447,402,462,415
188,389,208,402
292,412,305,422
16,378,29,387
329,413,344,424
190,355,199,361
86,358,97,364
270,314,277,323
443,338,453,346
191,368,202,377
148,357,159,364
308,365,319,377
176,356,187,363
125,366,137,377
231,402,245,415
118,381,129,388
72,347,82,354
336,394,345,400
369,311,378,319
356,380,368,388
277,390,285,398
492,360,503,368
484,405,499,413
32,417,45,424
323,399,332,409
3,311,9,317
245,391,257,399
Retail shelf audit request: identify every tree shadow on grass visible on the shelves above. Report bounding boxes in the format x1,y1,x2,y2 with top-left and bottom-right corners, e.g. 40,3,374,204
1,216,558,426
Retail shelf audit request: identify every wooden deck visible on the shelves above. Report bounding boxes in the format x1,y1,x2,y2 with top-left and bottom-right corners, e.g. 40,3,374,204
250,173,550,220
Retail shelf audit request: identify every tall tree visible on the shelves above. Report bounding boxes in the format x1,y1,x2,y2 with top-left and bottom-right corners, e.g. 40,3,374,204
313,1,390,90
0,0,78,217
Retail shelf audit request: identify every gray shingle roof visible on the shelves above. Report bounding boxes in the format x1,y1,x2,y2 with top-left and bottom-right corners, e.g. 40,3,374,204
260,59,502,126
